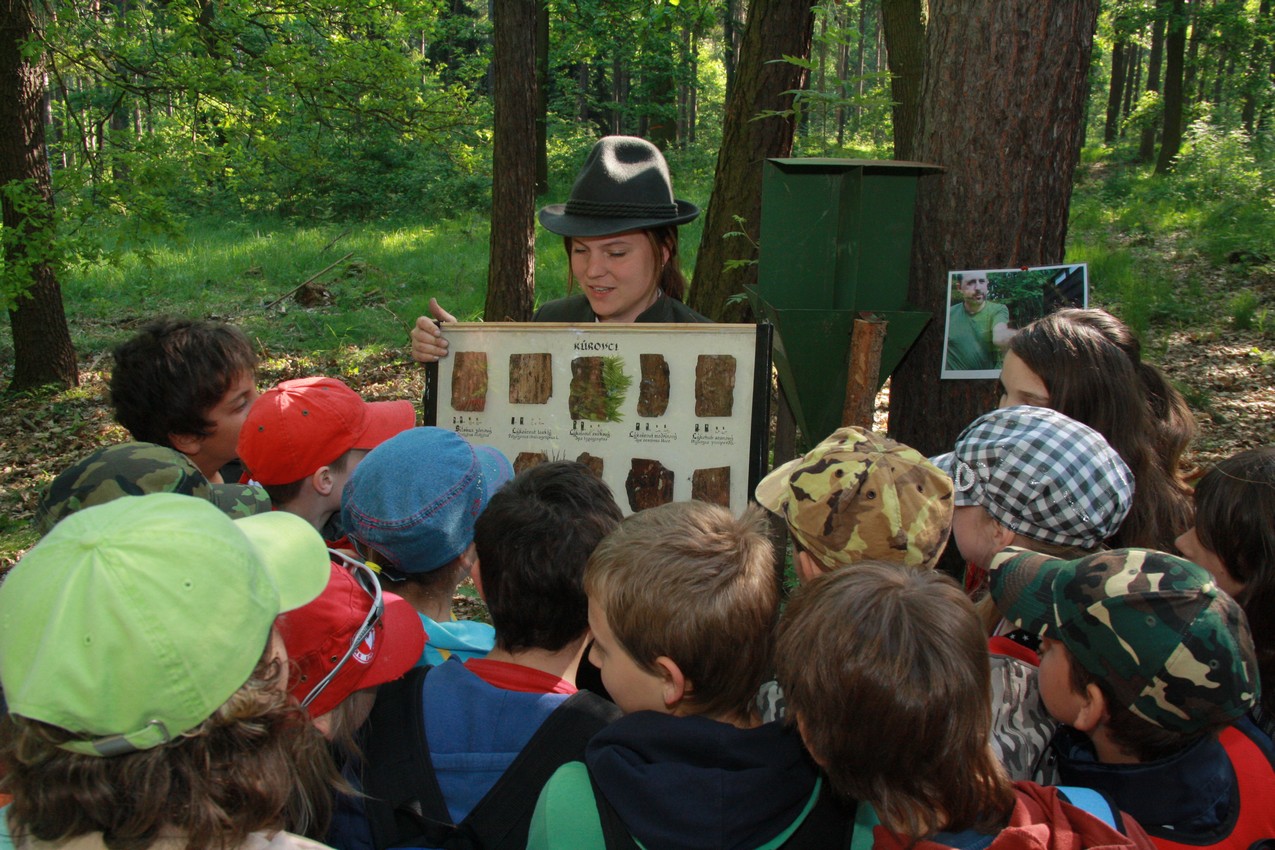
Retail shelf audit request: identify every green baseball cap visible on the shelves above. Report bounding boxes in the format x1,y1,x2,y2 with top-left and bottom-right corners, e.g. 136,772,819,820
36,442,271,534
989,547,1258,733
755,427,954,569
0,493,329,756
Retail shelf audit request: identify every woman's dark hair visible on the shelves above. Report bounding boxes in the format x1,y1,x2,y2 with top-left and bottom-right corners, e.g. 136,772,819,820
1008,310,1193,551
1194,447,1275,724
562,224,690,303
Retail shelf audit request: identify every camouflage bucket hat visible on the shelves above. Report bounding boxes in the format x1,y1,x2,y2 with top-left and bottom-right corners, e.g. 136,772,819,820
989,546,1258,733
755,427,954,569
36,442,271,534
930,405,1134,549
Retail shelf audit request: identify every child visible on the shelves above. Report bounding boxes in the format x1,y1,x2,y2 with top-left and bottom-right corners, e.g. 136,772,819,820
1175,446,1275,740
931,405,1135,780
773,562,1155,850
755,426,954,580
528,501,856,849
331,461,622,850
110,317,258,482
237,376,415,534
35,440,271,533
0,492,336,849
341,427,512,666
753,425,953,721
990,547,1275,848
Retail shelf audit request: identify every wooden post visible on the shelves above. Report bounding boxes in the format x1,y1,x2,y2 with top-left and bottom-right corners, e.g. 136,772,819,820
841,315,888,429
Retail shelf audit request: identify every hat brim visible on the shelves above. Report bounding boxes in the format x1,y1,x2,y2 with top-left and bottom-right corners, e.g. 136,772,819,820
754,456,803,513
234,511,331,613
988,547,1070,638
538,200,700,238
354,402,417,451
475,445,514,506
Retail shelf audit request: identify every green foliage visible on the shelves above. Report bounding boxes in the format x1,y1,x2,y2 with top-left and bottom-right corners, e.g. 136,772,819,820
1228,290,1263,331
600,355,632,423
0,180,58,311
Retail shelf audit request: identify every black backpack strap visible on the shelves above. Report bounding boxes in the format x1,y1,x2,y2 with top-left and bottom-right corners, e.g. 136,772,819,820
359,665,461,849
589,768,640,850
459,690,621,849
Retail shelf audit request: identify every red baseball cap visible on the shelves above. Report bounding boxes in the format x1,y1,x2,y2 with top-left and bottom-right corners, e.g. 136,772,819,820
238,377,415,485
276,562,426,718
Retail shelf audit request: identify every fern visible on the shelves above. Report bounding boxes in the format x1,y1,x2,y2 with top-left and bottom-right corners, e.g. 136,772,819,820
601,356,632,423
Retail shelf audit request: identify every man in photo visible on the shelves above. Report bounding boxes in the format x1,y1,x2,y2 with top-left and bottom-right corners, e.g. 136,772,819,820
945,271,1015,371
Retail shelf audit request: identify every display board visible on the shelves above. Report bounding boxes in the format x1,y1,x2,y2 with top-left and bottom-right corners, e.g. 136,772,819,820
424,323,772,515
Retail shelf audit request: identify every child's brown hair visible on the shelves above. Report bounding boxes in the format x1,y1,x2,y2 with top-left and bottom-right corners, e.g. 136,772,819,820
584,501,776,720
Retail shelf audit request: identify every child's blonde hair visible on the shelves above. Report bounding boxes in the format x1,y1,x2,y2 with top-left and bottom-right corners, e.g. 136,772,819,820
584,502,776,719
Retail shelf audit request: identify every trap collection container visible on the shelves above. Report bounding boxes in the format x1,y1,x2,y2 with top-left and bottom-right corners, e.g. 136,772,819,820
747,158,942,445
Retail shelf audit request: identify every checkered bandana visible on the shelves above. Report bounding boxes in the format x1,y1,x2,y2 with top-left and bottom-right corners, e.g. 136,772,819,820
930,405,1134,549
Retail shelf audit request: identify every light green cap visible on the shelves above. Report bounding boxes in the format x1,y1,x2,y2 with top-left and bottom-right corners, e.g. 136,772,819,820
0,493,329,756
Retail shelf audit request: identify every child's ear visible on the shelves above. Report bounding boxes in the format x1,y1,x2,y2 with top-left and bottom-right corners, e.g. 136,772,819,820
311,466,334,497
168,432,202,458
793,549,826,584
989,518,1016,550
1072,683,1109,734
653,656,687,709
470,558,486,601
793,713,829,769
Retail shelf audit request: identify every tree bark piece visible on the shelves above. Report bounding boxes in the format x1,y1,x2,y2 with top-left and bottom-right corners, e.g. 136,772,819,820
692,466,731,507
576,452,604,478
890,0,1100,456
514,451,547,474
637,353,670,417
509,352,552,404
451,352,488,412
569,356,606,421
695,355,736,417
841,317,887,429
626,458,675,512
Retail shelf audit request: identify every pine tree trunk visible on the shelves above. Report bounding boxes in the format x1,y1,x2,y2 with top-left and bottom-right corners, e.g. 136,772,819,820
1155,0,1188,174
485,0,537,322
1105,38,1128,145
1241,0,1272,135
889,0,1099,456
687,0,817,322
1,0,79,392
881,0,925,160
1139,0,1170,163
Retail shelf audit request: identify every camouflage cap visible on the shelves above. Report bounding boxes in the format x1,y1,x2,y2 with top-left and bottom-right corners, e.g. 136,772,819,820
930,405,1134,549
36,442,272,534
989,546,1258,733
755,427,954,569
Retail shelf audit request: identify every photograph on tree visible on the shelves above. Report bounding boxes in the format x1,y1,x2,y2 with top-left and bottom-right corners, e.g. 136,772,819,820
941,264,1088,380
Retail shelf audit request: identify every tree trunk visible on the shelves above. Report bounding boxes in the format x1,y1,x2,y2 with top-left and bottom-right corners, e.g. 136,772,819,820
1184,0,1207,102
485,0,537,322
723,0,744,101
889,0,1099,456
1,0,79,392
1155,0,1188,173
881,0,925,160
1123,43,1142,124
1104,38,1128,145
1138,1,1169,163
1241,0,1272,135
535,0,548,195
687,0,816,322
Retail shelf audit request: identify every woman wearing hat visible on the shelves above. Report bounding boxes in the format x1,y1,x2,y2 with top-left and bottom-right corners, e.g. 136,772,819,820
411,136,709,363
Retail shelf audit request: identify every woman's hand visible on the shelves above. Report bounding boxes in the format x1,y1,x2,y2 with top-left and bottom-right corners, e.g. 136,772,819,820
410,298,457,363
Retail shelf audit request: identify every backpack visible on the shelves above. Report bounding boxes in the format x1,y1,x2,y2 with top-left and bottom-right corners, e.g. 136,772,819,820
360,665,621,850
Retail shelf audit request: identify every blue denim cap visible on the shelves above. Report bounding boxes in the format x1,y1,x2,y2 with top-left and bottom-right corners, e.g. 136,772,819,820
341,427,513,577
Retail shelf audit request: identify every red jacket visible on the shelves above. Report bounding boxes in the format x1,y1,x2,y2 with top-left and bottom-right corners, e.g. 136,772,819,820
871,782,1156,850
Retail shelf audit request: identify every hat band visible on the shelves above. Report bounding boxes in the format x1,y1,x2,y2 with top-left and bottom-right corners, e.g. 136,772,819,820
60,718,173,757
564,198,678,219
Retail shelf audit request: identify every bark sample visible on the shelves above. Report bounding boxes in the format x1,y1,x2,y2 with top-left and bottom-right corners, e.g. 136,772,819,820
576,452,604,478
569,355,631,422
626,458,675,511
637,353,670,417
509,352,552,404
692,466,731,508
514,451,547,474
451,352,488,412
694,355,736,417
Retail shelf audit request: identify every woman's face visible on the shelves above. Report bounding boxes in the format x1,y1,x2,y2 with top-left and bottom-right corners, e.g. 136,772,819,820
998,351,1051,409
570,231,666,323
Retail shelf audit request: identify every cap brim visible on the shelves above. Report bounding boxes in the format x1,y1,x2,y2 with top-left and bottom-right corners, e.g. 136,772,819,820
206,482,273,520
234,512,331,613
538,200,700,238
754,456,803,512
987,547,1070,638
354,401,417,451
